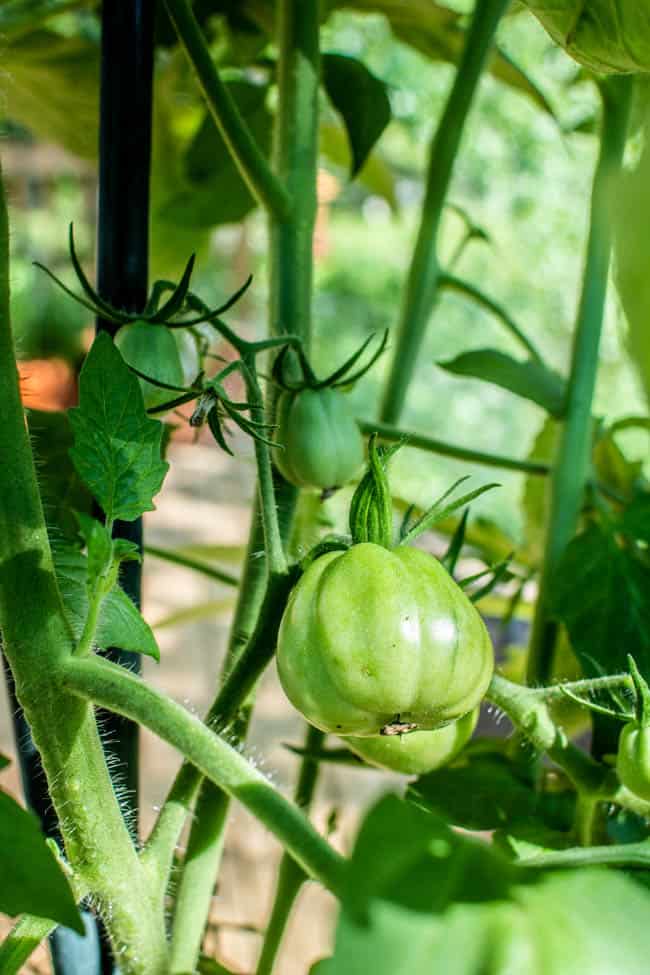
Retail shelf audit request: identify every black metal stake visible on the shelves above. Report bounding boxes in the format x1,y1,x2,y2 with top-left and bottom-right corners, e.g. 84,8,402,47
94,0,155,970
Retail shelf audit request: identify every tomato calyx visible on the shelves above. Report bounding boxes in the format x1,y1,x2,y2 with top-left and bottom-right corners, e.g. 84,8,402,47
272,330,388,396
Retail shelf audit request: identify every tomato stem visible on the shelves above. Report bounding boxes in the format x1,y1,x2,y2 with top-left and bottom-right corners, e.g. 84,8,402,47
379,0,509,424
527,77,634,685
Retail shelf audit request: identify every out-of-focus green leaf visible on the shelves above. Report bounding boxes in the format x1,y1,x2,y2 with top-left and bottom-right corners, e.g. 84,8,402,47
322,53,392,177
27,410,93,542
316,793,650,974
319,121,398,210
520,2,650,75
0,789,83,932
520,416,557,566
614,107,650,411
0,753,9,771
69,333,169,523
327,0,555,117
159,80,272,228
549,523,650,681
438,348,566,416
621,495,650,544
1,29,99,158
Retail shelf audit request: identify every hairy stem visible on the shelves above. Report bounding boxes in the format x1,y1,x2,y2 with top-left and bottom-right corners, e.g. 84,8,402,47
0,158,167,975
62,655,346,895
527,77,633,684
256,725,324,975
380,0,509,423
163,0,290,220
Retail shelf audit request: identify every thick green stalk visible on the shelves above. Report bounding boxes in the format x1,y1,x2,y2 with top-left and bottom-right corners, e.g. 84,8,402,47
362,419,550,476
163,0,290,220
268,0,319,348
527,78,633,684
256,725,324,975
380,0,509,423
62,655,346,895
0,160,168,975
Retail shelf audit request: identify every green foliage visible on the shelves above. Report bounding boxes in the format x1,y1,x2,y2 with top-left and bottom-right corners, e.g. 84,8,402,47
322,53,392,176
1,28,99,158
28,410,93,541
438,348,566,416
520,2,650,74
550,522,650,682
69,333,169,524
0,789,83,931
54,545,160,660
316,794,650,974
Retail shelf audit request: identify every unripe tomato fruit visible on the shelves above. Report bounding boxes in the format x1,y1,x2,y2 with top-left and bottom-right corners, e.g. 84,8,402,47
273,387,364,490
276,543,493,736
344,708,478,775
616,722,650,801
115,320,184,410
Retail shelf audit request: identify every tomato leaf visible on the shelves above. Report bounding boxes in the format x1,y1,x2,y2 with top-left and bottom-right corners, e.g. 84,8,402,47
549,524,650,680
69,333,169,523
407,750,573,834
27,410,93,542
75,513,112,586
322,53,391,177
621,495,650,545
0,752,9,771
0,789,83,932
438,349,566,417
55,546,160,661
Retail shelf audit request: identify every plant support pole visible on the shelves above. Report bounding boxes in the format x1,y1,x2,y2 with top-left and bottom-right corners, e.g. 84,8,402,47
380,0,508,424
527,77,633,685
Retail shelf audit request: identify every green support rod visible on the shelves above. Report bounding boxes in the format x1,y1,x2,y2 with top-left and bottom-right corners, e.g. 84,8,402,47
380,0,509,424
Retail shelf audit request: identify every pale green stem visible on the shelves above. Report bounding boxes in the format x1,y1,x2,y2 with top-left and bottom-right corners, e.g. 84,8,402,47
527,78,633,684
163,0,291,220
361,419,550,476
380,0,509,423
144,545,239,587
532,673,632,702
62,655,346,895
255,725,324,975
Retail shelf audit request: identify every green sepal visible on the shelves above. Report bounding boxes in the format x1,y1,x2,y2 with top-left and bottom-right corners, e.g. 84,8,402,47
629,655,650,727
349,435,399,547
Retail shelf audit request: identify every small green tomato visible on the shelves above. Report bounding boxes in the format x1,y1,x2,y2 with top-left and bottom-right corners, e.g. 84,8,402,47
343,708,478,775
273,386,364,491
276,542,494,736
115,320,184,410
616,721,650,801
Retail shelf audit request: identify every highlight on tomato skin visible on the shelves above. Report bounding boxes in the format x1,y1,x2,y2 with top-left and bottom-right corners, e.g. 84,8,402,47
272,386,365,491
342,708,479,775
276,542,494,737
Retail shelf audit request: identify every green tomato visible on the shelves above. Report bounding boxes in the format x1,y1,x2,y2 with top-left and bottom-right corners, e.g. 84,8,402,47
115,320,184,410
273,386,364,490
520,2,650,74
616,721,650,801
276,542,493,736
343,708,478,775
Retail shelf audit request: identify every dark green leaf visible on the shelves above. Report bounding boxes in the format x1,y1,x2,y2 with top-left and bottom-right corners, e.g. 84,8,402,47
1,29,99,158
549,523,650,681
621,496,650,544
322,53,391,177
0,753,9,771
197,956,240,974
0,789,83,932
27,410,93,541
327,1,555,117
69,333,169,523
406,750,572,833
160,81,272,228
438,349,566,416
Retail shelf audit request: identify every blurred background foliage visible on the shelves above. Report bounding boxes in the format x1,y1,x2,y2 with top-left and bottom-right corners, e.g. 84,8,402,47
1,0,647,549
